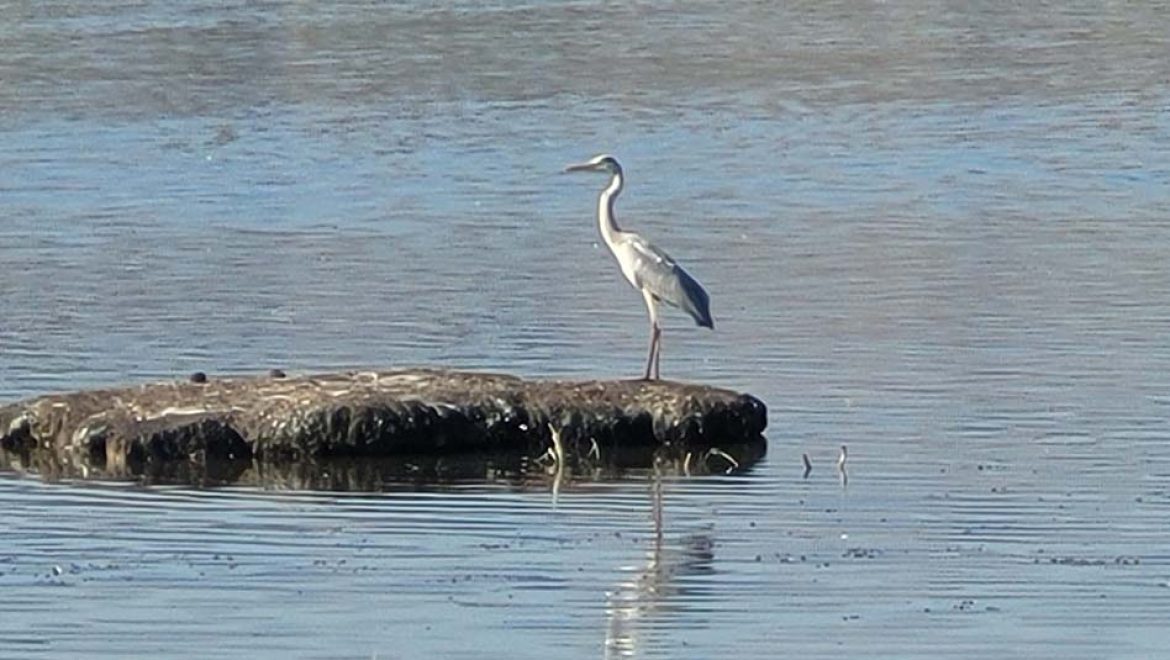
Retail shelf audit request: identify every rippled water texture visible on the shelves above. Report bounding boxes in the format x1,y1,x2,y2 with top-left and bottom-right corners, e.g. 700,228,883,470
3,1,1170,658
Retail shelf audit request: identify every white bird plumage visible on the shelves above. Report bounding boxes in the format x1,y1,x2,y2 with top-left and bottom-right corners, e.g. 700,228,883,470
565,154,713,380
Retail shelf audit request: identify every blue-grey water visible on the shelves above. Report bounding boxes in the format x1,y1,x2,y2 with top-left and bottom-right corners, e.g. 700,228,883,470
3,1,1170,658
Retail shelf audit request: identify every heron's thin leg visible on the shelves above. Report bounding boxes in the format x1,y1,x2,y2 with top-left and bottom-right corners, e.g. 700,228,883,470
642,323,657,380
651,324,662,380
641,290,660,380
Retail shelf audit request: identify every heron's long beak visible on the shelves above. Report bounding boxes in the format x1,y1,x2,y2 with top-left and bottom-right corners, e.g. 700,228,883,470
564,162,596,173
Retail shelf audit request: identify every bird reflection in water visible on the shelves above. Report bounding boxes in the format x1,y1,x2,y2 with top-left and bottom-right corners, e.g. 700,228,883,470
602,453,718,658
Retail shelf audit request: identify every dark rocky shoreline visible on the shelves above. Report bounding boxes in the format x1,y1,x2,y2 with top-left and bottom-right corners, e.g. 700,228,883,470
0,368,767,485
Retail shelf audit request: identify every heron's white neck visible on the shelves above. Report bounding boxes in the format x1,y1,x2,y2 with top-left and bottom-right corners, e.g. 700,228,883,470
598,169,624,248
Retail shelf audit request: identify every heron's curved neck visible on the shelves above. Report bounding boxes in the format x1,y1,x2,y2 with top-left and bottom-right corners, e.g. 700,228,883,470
598,170,624,247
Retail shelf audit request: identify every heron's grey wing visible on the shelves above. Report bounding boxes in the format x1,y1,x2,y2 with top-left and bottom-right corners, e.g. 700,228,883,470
624,235,713,329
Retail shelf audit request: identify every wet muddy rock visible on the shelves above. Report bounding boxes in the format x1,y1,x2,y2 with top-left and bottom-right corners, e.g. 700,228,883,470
0,369,767,479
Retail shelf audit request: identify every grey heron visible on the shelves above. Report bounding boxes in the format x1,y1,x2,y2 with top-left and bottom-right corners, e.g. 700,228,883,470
565,154,713,380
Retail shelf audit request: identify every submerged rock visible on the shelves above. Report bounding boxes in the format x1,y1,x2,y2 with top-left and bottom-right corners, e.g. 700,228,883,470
0,369,766,484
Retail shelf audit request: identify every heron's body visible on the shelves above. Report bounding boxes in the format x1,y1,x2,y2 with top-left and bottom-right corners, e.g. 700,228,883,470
566,154,713,380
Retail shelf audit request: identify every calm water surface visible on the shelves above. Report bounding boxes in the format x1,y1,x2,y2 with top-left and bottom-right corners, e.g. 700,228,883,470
2,1,1170,658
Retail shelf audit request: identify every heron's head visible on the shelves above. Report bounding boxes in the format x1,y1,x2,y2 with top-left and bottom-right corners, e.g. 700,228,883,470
564,154,622,175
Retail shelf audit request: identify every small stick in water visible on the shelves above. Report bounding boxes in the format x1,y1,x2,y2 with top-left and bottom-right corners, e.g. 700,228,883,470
837,445,848,487
545,424,567,506
587,437,601,461
802,453,812,479
704,447,740,473
546,423,566,467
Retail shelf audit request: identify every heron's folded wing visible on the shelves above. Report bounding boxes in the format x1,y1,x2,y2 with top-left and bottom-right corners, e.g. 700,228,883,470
626,237,713,328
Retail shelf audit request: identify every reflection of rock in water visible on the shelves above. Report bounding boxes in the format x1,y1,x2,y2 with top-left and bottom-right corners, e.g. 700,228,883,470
0,436,766,491
604,472,719,658
0,369,767,486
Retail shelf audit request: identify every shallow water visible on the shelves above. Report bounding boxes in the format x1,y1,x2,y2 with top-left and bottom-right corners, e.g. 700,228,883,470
3,1,1170,658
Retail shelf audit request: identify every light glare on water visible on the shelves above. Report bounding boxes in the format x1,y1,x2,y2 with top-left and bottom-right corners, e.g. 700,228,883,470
2,1,1170,658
